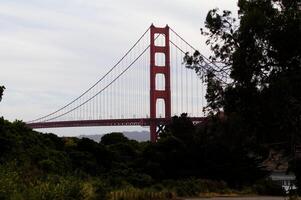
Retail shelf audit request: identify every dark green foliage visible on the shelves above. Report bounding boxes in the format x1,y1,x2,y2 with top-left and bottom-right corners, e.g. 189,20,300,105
143,136,187,179
185,0,301,192
100,132,129,145
0,163,110,200
0,115,280,198
162,179,229,197
253,179,285,196
186,0,301,149
164,113,195,142
0,85,4,102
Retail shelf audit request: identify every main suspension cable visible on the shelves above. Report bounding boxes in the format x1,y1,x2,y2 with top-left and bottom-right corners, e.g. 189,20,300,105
169,40,228,85
44,46,151,122
28,27,150,123
169,27,230,76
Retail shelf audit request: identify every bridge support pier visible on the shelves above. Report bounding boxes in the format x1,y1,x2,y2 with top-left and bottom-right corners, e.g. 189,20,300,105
150,121,167,142
150,122,157,142
149,24,171,142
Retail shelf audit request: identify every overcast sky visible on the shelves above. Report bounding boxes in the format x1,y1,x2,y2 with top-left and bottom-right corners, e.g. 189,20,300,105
0,0,238,136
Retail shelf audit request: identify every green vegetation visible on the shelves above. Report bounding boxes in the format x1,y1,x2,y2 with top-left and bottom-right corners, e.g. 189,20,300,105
0,116,284,199
1,0,300,199
186,0,300,195
107,188,175,200
0,85,4,102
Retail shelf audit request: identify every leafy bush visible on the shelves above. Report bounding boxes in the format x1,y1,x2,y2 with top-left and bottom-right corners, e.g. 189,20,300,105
0,116,285,199
107,188,175,200
0,164,22,199
162,179,229,197
24,178,84,200
252,179,285,196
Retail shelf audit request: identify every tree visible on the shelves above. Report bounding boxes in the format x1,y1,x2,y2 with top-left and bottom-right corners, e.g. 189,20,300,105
100,132,129,145
186,0,301,189
0,86,5,102
187,0,301,148
164,113,195,142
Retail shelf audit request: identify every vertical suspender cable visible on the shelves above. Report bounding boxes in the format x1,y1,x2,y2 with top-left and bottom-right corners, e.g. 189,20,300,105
175,35,178,115
191,58,194,117
184,42,187,116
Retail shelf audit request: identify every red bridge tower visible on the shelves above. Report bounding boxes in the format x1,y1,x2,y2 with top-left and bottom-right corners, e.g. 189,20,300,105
150,25,171,142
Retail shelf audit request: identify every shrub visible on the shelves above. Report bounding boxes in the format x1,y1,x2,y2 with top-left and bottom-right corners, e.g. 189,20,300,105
253,179,285,196
0,165,22,199
23,177,84,200
107,188,175,200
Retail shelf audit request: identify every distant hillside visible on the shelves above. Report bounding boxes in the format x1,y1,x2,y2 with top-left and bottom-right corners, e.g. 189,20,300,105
78,131,150,142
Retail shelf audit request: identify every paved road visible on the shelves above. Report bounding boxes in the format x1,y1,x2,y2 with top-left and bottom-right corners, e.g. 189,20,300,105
185,197,286,200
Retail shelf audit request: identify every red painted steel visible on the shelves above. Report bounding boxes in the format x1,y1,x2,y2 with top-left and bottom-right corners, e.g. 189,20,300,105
150,24,171,142
27,117,205,129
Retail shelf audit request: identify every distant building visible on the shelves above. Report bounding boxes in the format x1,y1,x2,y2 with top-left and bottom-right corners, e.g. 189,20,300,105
262,149,298,193
270,172,297,193
295,145,301,160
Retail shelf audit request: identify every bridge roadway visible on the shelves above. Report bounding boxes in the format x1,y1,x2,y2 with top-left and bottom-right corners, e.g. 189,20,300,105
27,117,206,129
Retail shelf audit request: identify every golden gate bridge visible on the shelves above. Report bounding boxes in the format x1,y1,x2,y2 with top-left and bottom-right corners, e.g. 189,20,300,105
27,24,216,142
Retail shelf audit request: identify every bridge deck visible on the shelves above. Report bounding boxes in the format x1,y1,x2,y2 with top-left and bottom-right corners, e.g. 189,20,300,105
26,117,205,129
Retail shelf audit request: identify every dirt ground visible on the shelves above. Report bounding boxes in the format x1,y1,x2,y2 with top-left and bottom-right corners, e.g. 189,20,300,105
184,197,286,200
